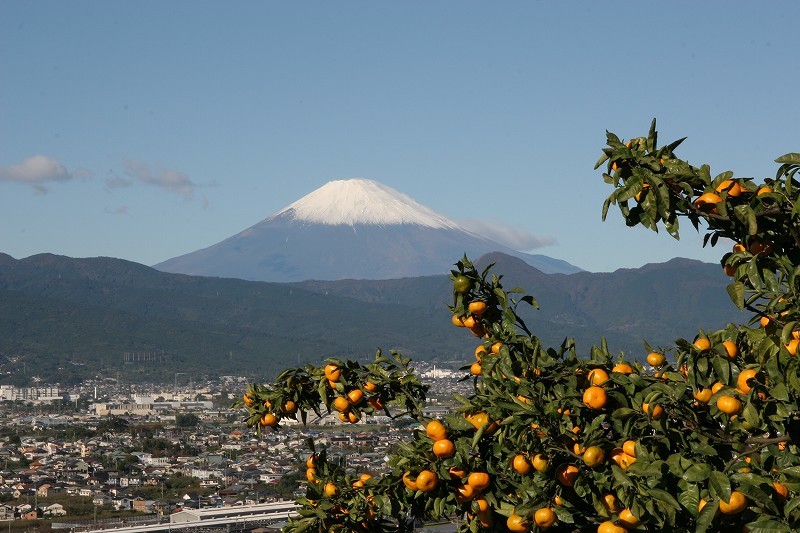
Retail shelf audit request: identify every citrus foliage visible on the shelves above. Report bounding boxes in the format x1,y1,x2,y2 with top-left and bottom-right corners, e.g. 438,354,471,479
235,121,800,532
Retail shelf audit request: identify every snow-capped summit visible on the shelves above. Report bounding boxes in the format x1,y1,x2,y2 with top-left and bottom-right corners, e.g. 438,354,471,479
272,179,462,230
155,179,582,282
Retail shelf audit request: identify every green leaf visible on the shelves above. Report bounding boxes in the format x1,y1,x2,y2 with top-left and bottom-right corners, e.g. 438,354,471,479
775,153,800,164
726,282,745,310
611,464,634,488
741,519,791,533
771,382,790,402
695,499,719,533
682,463,712,482
649,488,681,509
678,482,699,514
709,470,731,501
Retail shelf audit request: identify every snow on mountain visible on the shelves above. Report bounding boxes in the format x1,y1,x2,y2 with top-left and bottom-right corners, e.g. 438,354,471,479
273,179,463,230
155,179,582,282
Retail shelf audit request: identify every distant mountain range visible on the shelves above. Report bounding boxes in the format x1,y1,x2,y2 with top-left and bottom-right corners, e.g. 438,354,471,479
155,179,582,282
0,252,746,386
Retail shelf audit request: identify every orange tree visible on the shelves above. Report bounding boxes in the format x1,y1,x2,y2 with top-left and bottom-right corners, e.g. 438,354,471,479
234,120,800,532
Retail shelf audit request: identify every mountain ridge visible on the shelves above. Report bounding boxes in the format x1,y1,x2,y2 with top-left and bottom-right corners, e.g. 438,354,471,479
0,251,745,386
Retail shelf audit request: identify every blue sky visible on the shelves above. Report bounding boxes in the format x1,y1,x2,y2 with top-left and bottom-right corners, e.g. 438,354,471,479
2,2,798,273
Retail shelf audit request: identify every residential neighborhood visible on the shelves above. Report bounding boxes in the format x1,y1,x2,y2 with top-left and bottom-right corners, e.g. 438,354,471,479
0,362,470,530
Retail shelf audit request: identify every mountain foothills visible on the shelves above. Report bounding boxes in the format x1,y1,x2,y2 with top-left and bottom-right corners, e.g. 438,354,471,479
0,251,745,386
155,179,582,282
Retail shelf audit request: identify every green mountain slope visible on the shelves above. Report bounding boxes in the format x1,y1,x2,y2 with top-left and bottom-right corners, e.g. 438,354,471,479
0,252,746,386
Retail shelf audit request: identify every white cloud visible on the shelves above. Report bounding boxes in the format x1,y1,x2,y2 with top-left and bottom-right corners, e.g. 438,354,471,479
0,155,72,193
458,218,556,251
122,159,197,200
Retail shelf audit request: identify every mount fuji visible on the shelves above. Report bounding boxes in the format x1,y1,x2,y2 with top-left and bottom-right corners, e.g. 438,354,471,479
154,179,582,282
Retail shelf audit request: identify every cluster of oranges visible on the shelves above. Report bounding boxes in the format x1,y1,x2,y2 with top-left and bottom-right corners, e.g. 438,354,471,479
325,363,386,423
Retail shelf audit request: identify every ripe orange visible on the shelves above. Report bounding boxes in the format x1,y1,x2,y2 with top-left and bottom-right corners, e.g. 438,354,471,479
733,243,747,253
467,472,490,492
760,315,773,327
602,493,621,512
588,368,610,386
507,513,531,532
553,495,564,506
468,301,487,316
491,341,503,354
368,396,385,411
693,192,723,213
642,402,664,420
426,419,447,440
722,340,739,359
324,364,341,382
462,315,477,329
281,400,297,413
646,352,666,367
612,362,633,374
583,446,605,467
259,413,278,427
472,497,490,513
693,388,713,404
737,369,758,394
717,395,743,415
415,469,438,492
402,472,418,491
512,454,532,475
433,438,456,459
455,483,476,503
719,491,747,514
711,381,725,394
448,466,467,481
364,380,379,392
532,453,549,473
716,179,743,197
534,507,557,529
622,440,637,457
474,345,487,360
556,464,579,487
597,520,627,533
693,337,711,351
465,412,498,434
698,499,707,512
333,396,351,413
470,362,482,376
323,482,340,498
452,314,466,327
618,508,640,528
242,392,256,407
306,467,318,483
724,263,737,276
785,339,800,356
610,449,635,469
306,454,318,469
757,186,773,196
347,411,360,423
583,386,608,409
773,481,789,502
347,388,364,405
